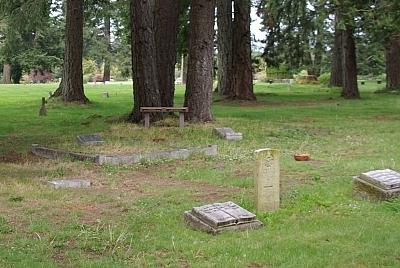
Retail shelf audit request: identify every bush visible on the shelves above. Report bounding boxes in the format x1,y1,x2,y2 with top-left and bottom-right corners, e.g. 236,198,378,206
318,73,331,86
294,70,319,85
83,74,91,84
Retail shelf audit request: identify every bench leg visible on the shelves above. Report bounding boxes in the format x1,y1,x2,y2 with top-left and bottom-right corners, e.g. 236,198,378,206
179,113,185,128
144,113,150,128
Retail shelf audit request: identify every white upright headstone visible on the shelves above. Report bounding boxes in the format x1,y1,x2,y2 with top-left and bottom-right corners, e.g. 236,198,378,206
255,148,280,212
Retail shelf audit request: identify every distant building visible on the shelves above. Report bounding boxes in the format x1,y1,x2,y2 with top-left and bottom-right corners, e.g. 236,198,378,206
29,70,53,83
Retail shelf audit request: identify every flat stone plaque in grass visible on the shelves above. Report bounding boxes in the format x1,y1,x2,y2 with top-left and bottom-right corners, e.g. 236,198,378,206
214,128,242,141
184,201,263,234
48,179,91,189
354,169,400,200
76,134,105,146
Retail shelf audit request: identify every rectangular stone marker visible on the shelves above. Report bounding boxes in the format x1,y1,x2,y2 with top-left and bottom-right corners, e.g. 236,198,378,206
184,201,263,234
214,128,242,141
354,169,400,201
255,148,280,212
48,179,91,189
76,134,105,146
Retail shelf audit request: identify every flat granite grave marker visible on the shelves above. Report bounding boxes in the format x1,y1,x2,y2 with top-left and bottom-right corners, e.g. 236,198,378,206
48,179,91,189
353,169,400,200
255,148,280,212
214,128,242,141
76,134,105,146
184,201,263,234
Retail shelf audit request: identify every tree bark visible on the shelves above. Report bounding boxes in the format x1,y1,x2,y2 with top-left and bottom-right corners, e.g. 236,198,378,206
217,0,233,96
341,27,360,99
103,14,111,82
62,0,88,103
231,0,256,100
385,35,400,90
155,0,180,107
184,0,215,122
330,17,343,87
129,0,161,123
2,64,12,84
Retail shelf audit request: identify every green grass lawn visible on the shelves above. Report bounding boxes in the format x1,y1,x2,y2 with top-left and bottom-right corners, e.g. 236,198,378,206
0,81,400,267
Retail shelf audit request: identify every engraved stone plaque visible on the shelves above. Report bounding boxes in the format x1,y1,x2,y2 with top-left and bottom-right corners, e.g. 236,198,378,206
354,169,400,201
359,169,400,190
255,148,280,212
48,179,91,189
214,128,243,141
184,202,262,234
76,134,105,146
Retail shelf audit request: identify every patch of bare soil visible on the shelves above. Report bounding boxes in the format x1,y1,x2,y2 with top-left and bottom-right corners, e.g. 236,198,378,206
117,169,240,203
372,115,400,122
0,152,38,164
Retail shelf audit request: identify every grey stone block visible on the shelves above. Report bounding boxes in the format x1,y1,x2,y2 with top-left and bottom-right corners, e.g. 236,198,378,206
184,201,263,234
353,169,400,201
214,128,243,141
76,134,105,146
48,179,91,189
32,144,217,166
98,145,218,165
31,144,99,163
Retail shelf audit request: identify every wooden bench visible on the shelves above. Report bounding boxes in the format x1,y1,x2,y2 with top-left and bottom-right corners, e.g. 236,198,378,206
140,107,189,128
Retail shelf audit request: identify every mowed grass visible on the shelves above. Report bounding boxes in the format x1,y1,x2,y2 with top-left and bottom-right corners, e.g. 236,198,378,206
0,81,400,267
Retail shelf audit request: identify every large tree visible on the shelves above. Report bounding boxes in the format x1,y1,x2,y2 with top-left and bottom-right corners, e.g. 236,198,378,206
184,0,215,122
329,14,343,87
129,0,161,122
385,36,400,90
216,0,233,96
341,26,359,98
231,0,256,100
336,1,360,99
103,11,111,82
154,0,180,107
54,0,88,103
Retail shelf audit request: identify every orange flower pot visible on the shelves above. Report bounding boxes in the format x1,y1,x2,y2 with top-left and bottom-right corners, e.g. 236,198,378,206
294,154,310,161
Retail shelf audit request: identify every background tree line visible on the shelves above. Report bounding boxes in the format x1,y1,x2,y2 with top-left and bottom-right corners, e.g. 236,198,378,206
0,0,399,122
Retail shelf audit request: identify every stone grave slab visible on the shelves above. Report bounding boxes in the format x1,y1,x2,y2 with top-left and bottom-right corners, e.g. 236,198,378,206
214,128,242,141
353,169,400,200
184,201,263,234
76,134,105,146
48,179,91,189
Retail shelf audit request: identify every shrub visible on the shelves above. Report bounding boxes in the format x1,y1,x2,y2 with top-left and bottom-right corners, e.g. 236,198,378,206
318,73,331,86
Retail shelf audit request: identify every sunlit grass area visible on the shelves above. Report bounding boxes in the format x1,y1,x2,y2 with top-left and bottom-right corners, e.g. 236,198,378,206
0,81,399,267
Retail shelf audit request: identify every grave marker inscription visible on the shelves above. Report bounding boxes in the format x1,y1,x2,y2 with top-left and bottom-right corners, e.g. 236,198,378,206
184,201,263,234
255,148,280,212
354,169,400,200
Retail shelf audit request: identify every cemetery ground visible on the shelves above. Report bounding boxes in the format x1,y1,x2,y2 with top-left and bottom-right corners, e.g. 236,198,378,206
0,82,400,267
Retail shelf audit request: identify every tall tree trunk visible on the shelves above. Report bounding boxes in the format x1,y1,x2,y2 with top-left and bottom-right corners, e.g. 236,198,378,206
231,0,256,100
184,0,215,122
2,64,12,84
330,15,343,87
341,27,359,99
129,0,161,123
313,28,324,77
217,0,233,96
103,14,111,82
155,0,180,107
62,0,88,103
385,35,400,90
